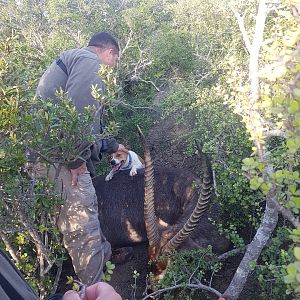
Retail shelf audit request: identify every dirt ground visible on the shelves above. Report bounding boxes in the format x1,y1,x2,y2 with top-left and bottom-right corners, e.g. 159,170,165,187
57,243,149,299
58,244,260,300
110,243,149,300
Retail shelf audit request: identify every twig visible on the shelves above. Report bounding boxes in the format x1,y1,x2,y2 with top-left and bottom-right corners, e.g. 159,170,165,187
37,246,46,298
218,246,247,261
113,98,157,111
26,146,65,164
17,208,54,270
209,271,215,287
141,282,222,299
212,169,219,197
230,7,251,53
249,0,267,105
121,29,133,55
51,263,63,294
0,232,21,265
270,198,300,228
188,264,200,284
132,76,160,91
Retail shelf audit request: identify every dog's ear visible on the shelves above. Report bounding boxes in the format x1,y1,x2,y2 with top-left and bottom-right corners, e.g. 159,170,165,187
120,147,129,153
118,144,129,153
125,145,131,151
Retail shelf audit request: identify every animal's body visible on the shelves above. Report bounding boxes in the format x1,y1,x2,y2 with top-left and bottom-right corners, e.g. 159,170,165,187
93,167,229,254
105,150,144,181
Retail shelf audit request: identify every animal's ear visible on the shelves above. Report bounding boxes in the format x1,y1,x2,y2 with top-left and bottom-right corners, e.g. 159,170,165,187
118,144,129,153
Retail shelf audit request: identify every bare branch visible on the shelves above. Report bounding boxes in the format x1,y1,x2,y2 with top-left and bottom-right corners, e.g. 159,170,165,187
121,29,134,56
230,7,251,53
142,282,222,299
188,264,200,284
17,208,54,270
249,0,267,105
0,232,21,265
270,198,300,228
133,76,160,91
113,97,157,111
212,168,219,197
264,129,287,138
218,246,247,261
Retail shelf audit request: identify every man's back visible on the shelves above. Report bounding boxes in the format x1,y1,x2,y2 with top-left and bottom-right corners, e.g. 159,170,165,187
37,47,104,112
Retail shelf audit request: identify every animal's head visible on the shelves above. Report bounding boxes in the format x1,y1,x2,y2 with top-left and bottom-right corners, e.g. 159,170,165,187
110,148,129,172
138,125,213,278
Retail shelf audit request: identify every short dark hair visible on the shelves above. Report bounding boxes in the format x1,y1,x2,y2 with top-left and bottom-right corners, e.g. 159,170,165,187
88,32,119,54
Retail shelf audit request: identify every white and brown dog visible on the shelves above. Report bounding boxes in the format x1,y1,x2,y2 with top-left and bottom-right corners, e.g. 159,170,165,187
105,149,145,181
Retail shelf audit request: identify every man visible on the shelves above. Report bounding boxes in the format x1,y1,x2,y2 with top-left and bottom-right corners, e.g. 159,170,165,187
35,32,132,285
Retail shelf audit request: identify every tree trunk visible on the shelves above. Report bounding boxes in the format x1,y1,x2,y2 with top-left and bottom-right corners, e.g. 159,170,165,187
222,197,278,299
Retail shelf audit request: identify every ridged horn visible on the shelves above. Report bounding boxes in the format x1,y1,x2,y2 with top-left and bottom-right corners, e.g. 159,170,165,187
161,141,213,254
137,125,160,248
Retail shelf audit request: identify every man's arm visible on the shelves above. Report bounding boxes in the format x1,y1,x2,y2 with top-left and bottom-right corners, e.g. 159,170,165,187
69,141,127,185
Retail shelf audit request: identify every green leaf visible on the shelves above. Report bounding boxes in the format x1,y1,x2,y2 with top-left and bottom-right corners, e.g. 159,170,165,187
294,261,300,271
294,247,300,260
292,197,300,208
289,100,300,113
260,182,272,195
250,176,263,190
294,88,300,98
288,263,297,277
290,184,297,194
249,260,256,269
293,171,300,180
284,274,295,284
66,276,74,285
287,139,297,154
243,157,255,166
257,163,264,172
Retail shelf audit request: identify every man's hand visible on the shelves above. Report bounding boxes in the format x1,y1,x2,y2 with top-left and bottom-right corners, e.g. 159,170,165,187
70,162,88,186
62,282,122,300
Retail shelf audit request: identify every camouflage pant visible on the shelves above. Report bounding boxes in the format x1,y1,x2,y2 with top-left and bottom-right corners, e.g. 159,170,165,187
31,163,111,285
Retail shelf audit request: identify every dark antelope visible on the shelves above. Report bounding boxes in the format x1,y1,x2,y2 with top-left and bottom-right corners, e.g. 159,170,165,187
93,137,228,269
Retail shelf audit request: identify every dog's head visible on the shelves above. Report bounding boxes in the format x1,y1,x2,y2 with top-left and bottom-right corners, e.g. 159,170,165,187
110,149,129,172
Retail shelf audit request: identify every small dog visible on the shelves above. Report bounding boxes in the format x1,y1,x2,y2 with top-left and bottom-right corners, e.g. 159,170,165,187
105,149,145,181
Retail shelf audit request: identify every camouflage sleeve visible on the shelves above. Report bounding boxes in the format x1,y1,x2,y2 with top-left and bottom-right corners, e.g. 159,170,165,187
64,141,92,170
65,138,119,170
100,138,119,154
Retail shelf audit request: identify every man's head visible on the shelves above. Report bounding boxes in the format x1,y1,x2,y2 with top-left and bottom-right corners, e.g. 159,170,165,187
88,32,119,67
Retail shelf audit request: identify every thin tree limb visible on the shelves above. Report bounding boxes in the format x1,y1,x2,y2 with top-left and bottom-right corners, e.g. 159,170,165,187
249,0,267,105
231,7,251,53
142,282,222,299
0,232,21,265
270,198,300,228
218,245,247,261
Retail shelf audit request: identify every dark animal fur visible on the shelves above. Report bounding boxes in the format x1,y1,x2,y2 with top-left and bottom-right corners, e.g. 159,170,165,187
93,167,229,254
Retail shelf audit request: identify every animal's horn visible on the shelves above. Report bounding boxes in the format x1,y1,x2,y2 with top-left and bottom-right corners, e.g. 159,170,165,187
161,142,212,254
137,126,160,251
